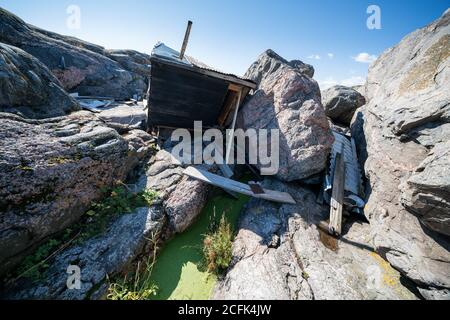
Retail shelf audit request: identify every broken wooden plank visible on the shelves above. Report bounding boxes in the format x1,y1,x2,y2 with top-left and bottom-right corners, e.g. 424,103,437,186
249,182,265,195
183,166,296,204
73,95,116,100
329,152,345,236
197,141,237,198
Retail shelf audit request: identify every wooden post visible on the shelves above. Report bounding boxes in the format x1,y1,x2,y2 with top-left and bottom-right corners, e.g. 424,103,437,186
179,21,193,60
329,152,345,236
225,89,242,165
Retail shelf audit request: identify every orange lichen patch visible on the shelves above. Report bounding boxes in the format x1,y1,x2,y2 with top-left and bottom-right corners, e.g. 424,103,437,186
369,252,415,299
400,34,450,94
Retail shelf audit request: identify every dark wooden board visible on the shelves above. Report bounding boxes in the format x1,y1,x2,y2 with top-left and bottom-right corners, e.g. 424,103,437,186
148,60,229,129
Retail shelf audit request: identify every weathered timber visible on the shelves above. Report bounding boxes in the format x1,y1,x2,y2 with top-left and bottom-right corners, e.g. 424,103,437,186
329,152,345,235
184,166,296,204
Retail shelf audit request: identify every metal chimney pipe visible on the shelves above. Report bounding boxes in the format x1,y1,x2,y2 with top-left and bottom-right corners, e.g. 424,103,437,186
179,21,193,60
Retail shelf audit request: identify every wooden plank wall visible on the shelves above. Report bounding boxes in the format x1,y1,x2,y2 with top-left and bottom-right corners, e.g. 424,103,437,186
148,60,229,129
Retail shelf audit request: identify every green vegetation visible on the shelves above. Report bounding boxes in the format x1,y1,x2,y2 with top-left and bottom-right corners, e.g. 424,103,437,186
76,185,158,244
11,185,158,282
302,271,310,280
13,228,78,281
107,235,159,300
141,189,159,207
149,192,249,300
203,213,234,274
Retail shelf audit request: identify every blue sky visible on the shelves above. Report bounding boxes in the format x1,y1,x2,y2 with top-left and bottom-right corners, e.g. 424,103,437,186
1,0,448,88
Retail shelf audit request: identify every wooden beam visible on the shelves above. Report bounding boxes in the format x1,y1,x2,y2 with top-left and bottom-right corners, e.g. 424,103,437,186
218,85,251,127
218,89,238,126
179,21,193,61
329,152,346,236
225,89,242,164
228,84,242,92
184,166,296,205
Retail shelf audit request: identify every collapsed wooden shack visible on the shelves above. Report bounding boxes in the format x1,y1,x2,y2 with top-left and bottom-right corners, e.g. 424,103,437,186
145,23,295,205
147,42,256,130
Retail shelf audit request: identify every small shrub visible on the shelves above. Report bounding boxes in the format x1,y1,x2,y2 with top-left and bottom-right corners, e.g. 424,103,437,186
11,186,158,282
76,186,158,243
141,189,159,207
203,214,234,274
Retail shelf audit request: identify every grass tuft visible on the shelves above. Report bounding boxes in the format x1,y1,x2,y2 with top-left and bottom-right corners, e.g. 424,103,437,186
202,212,234,274
107,234,159,300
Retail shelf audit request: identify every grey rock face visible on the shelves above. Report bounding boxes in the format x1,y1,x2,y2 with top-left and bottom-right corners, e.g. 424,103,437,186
214,179,417,300
0,7,146,99
351,85,366,99
133,149,213,235
133,150,185,200
418,287,450,300
351,10,450,296
0,43,79,119
289,60,315,78
98,103,147,130
322,85,366,126
165,174,211,234
239,49,334,181
0,111,154,275
244,50,314,86
105,50,152,80
400,140,450,236
29,25,106,55
3,206,165,300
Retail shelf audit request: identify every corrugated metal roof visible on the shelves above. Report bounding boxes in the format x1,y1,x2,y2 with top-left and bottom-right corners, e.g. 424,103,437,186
152,42,192,66
151,42,255,84
324,130,365,214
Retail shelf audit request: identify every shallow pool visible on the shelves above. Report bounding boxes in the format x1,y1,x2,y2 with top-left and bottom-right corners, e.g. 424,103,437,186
150,192,249,300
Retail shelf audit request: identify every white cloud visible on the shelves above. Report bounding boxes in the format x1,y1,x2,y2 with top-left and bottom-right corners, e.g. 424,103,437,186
341,76,365,87
352,52,377,64
308,54,321,60
318,77,338,89
327,53,334,59
318,76,365,90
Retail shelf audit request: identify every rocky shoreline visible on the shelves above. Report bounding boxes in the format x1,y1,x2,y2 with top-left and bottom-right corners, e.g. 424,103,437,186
0,7,449,300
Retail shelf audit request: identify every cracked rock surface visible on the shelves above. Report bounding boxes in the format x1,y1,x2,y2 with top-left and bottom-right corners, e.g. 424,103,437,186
214,179,417,300
0,111,154,275
2,206,165,300
238,49,334,182
350,9,450,298
0,8,148,99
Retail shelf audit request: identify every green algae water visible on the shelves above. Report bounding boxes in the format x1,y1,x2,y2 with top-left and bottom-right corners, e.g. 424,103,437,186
150,192,249,300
